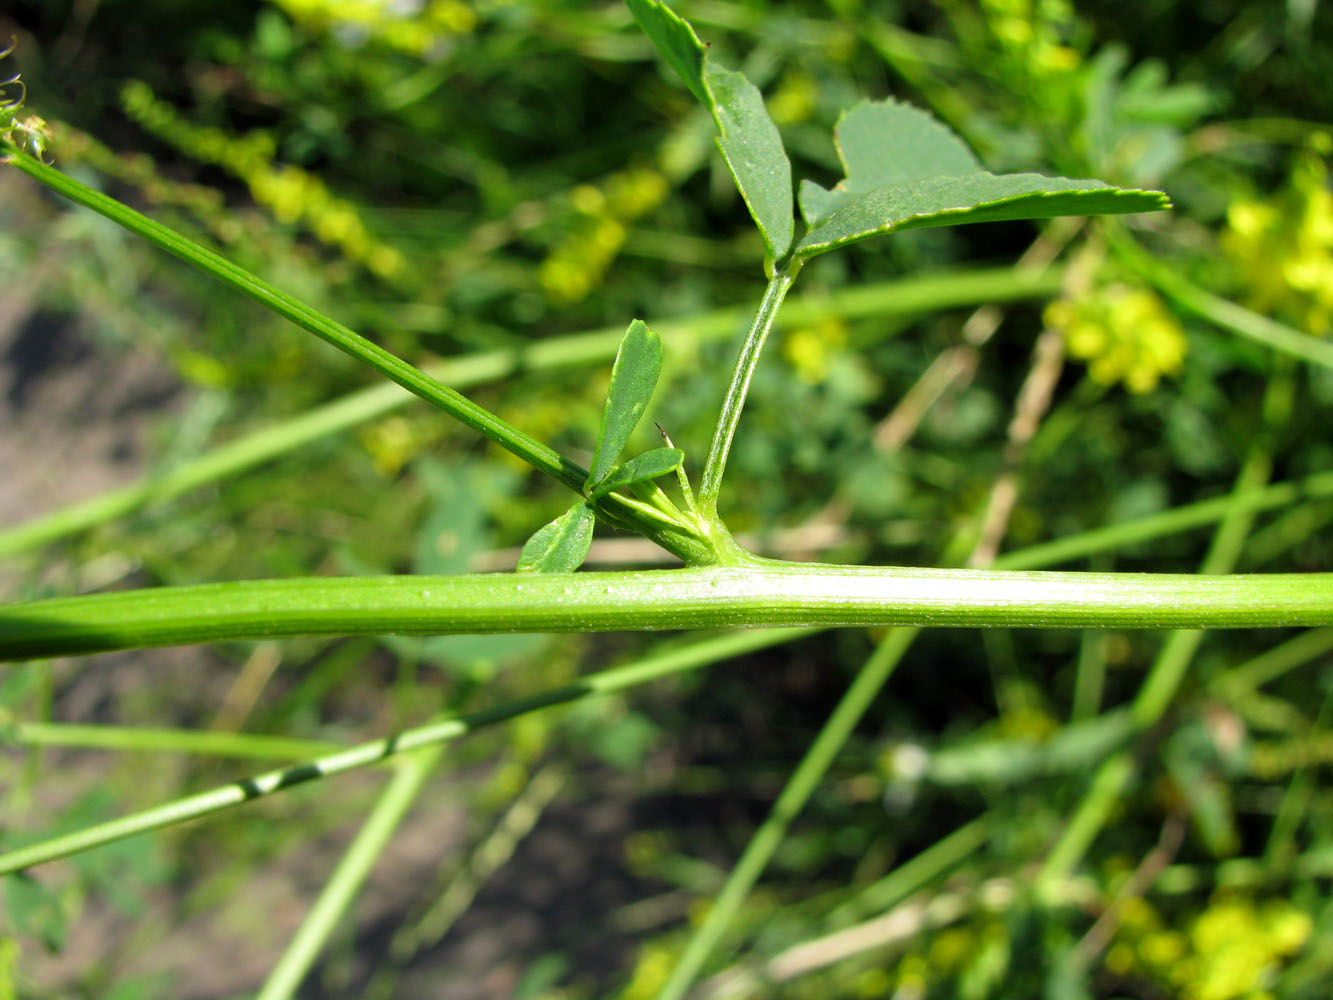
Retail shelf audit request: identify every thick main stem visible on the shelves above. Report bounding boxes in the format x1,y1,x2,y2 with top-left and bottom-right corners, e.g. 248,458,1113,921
698,269,798,517
3,565,1331,661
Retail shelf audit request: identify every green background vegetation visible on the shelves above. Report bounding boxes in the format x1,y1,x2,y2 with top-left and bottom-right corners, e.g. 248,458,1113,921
2,0,1332,997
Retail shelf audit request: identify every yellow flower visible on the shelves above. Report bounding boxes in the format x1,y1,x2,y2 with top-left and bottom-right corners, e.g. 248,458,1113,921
540,169,668,304
1222,149,1333,336
1046,283,1186,392
120,80,404,278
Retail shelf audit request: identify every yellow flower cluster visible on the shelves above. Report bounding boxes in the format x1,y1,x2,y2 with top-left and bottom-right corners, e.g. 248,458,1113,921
1108,893,1311,1000
120,79,404,279
56,128,239,241
1045,283,1187,393
267,0,476,57
1222,145,1333,336
540,167,669,304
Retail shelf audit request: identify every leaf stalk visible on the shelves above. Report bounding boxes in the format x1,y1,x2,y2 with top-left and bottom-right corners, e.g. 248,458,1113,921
698,266,799,518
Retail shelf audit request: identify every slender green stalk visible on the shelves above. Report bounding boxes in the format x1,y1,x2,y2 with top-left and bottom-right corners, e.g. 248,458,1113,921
0,721,338,760
8,475,1324,873
826,814,994,928
994,470,1333,569
258,745,444,1000
1069,630,1107,722
654,626,917,1000
1154,850,1333,896
5,153,578,488
0,266,1066,560
2,151,712,562
0,629,807,873
1209,626,1333,698
699,269,798,517
1263,692,1329,865
3,564,1330,661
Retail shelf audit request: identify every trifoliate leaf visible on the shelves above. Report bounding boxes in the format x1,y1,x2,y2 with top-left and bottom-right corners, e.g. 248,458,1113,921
795,98,1170,260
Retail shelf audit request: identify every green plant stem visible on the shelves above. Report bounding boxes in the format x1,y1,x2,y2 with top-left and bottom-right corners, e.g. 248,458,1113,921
0,628,806,874
0,721,339,760
258,745,443,1000
4,564,1329,661
655,626,917,1000
826,814,993,927
699,268,798,518
0,265,1065,560
5,153,576,487
1,150,711,562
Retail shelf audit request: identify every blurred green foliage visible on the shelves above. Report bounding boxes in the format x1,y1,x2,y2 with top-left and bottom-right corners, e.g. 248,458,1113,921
2,0,1332,997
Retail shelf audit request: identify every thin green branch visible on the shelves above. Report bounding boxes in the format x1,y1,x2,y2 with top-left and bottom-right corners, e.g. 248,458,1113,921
258,746,444,1000
2,151,714,563
0,629,806,874
995,469,1333,569
0,265,1066,560
1209,626,1333,699
3,564,1330,661
4,153,578,488
699,269,799,517
827,814,994,927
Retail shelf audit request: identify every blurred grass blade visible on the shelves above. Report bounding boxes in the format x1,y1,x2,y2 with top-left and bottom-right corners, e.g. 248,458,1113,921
0,629,810,875
2,722,337,760
258,746,443,1000
654,627,918,1000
